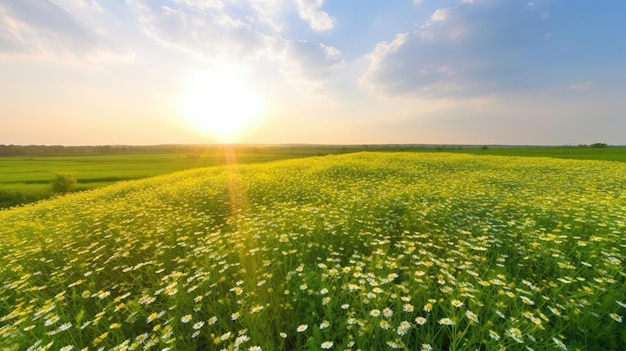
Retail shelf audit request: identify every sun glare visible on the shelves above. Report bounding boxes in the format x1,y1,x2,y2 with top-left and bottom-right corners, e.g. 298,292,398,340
179,67,265,142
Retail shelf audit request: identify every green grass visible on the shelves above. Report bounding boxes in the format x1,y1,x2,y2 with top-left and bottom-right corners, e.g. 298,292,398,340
0,152,624,350
448,146,626,162
0,145,352,209
2,145,626,209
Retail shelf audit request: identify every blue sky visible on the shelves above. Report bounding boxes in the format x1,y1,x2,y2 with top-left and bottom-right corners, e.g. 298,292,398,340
1,0,625,145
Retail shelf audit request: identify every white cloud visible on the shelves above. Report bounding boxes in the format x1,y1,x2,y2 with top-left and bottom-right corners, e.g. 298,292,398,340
172,0,224,11
126,0,271,59
569,81,592,92
69,0,103,12
126,0,343,83
430,8,448,22
362,0,551,99
362,33,408,80
294,0,334,31
0,0,128,63
285,39,343,79
0,8,29,54
0,0,343,83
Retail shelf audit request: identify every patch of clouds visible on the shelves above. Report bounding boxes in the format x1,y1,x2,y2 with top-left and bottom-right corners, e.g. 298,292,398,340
69,0,103,12
0,0,129,63
125,0,272,60
126,0,343,83
2,0,343,82
569,81,592,92
285,39,343,80
430,8,448,22
294,0,334,31
361,0,552,99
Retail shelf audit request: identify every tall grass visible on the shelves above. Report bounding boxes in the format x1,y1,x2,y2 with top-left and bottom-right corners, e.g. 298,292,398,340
0,152,624,350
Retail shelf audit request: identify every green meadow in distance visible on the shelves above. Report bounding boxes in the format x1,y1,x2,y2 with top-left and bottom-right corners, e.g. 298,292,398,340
1,144,625,209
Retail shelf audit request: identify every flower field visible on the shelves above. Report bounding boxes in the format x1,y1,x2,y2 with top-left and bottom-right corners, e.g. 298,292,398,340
0,152,624,350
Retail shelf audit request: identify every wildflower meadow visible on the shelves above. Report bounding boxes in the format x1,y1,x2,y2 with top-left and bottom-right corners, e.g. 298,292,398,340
0,152,624,350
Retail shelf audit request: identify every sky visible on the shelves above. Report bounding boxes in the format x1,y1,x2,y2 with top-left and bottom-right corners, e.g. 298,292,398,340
1,0,625,146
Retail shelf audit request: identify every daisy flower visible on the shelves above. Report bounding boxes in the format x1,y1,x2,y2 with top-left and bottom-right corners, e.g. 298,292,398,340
438,318,454,326
507,328,523,343
465,310,478,323
321,341,334,349
553,337,567,350
609,313,622,323
489,330,500,341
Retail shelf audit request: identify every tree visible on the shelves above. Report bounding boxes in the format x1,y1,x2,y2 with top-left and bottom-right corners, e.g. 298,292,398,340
51,174,76,194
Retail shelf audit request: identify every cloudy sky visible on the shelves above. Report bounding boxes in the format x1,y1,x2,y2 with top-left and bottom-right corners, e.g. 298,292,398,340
1,0,625,145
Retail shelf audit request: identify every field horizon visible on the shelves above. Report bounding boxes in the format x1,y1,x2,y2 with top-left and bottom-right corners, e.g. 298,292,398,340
1,152,624,350
2,144,626,210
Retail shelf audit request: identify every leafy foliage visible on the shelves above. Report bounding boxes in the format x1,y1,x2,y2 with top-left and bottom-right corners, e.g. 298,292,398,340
51,174,77,194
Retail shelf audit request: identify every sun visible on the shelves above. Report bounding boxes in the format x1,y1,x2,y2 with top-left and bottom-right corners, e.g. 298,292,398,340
178,67,264,143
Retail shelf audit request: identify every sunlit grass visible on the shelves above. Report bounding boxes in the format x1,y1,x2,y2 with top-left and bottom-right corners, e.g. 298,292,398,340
0,152,624,350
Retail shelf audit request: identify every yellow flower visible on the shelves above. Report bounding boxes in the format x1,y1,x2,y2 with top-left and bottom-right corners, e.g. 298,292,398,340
93,331,109,345
423,303,432,312
250,305,264,313
147,312,158,324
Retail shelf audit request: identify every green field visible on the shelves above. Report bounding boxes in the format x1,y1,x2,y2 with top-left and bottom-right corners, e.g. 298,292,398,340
0,145,353,209
0,152,624,350
2,145,626,209
452,146,626,162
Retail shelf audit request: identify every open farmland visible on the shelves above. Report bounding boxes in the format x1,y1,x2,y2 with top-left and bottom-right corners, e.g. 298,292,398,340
0,145,352,209
2,145,625,210
0,152,625,350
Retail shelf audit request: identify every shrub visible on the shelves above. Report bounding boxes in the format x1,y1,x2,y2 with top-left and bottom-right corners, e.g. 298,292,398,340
51,173,76,194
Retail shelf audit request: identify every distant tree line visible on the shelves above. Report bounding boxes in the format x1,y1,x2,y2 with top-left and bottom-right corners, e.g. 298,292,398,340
0,143,613,157
0,144,227,156
0,144,140,156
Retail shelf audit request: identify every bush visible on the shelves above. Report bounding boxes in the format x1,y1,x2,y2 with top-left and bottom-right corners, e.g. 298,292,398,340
51,174,76,194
